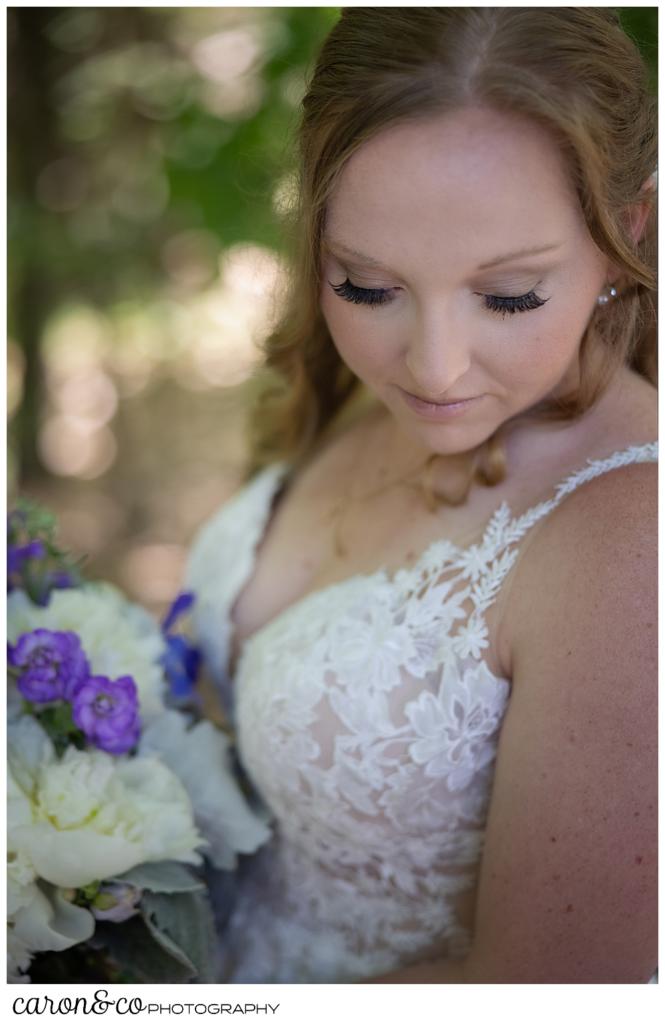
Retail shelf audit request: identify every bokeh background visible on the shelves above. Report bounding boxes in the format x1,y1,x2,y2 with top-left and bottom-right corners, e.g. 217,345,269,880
7,6,657,616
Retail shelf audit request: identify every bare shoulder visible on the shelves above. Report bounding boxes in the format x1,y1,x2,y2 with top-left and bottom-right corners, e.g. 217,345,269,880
543,453,655,557
466,457,657,982
500,454,657,668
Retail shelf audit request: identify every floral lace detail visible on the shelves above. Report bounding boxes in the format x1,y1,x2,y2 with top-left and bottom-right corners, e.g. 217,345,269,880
186,441,657,982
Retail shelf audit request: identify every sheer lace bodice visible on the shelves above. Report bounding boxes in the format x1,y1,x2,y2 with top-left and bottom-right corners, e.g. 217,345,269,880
186,441,657,983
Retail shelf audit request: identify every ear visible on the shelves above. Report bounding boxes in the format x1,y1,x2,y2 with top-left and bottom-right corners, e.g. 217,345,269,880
625,171,657,246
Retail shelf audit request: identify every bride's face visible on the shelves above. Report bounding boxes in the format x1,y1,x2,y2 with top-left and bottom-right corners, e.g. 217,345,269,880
319,106,611,458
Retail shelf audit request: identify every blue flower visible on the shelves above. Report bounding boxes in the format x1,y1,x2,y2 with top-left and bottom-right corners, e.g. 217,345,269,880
161,635,202,699
161,591,196,634
160,591,201,701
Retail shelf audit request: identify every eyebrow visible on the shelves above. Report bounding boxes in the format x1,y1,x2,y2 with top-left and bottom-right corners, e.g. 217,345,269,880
324,238,563,272
323,240,394,271
476,243,563,270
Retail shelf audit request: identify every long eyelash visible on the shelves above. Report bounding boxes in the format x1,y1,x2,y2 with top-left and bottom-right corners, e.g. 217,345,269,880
329,279,393,306
483,291,549,316
330,278,549,316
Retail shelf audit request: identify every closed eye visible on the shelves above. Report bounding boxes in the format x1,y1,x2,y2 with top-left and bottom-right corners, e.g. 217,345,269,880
329,279,393,306
330,278,549,315
479,291,549,316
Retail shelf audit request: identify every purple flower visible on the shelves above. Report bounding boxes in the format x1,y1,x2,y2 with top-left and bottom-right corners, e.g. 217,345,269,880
71,675,141,755
8,539,46,574
7,540,47,593
49,570,75,591
9,629,90,704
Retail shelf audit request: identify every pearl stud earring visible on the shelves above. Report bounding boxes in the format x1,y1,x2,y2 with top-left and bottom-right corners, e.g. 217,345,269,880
597,286,618,305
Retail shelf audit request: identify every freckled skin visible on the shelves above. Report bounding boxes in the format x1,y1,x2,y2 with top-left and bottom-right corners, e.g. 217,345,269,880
320,107,611,467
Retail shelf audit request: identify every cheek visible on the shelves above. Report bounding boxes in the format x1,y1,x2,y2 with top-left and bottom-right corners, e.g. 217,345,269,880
519,271,600,371
493,311,585,387
321,292,398,373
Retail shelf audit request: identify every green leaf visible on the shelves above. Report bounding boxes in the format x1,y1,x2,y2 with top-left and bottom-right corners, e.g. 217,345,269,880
92,917,197,984
34,702,85,755
111,860,205,894
23,567,49,606
51,701,77,733
12,498,58,541
140,889,217,983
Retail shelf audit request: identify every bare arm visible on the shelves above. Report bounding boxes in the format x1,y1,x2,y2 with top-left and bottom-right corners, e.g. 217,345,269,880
366,463,657,983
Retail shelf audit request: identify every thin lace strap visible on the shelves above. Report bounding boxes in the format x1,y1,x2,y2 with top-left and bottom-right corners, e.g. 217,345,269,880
501,441,658,549
444,441,658,629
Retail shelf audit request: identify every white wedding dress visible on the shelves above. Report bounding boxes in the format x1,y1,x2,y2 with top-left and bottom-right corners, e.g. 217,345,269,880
186,441,657,983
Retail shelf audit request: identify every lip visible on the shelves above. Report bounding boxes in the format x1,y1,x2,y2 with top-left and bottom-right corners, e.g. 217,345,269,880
399,387,481,420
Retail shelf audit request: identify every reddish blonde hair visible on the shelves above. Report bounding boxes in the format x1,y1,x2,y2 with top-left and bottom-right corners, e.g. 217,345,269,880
245,8,656,501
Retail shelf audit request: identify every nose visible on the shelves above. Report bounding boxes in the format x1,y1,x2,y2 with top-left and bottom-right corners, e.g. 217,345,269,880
404,301,472,400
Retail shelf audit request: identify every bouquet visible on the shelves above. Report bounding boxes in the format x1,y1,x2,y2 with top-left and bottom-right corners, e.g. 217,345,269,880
7,500,272,984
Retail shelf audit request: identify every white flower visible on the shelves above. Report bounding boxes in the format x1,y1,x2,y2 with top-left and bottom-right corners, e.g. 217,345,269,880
379,763,458,833
8,882,95,982
7,585,166,720
325,592,415,692
8,816,95,983
8,715,206,889
454,544,491,582
7,926,33,983
139,711,272,870
405,660,509,790
7,849,37,917
452,615,489,660
404,573,470,645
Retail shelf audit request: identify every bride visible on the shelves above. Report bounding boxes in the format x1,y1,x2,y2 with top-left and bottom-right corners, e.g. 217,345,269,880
186,8,657,983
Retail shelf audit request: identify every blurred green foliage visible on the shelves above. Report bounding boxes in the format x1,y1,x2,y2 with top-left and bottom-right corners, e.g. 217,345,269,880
8,7,340,477
7,7,657,482
8,8,339,300
619,6,658,91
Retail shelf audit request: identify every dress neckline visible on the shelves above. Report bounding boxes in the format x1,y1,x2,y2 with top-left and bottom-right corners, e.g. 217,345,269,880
225,440,658,681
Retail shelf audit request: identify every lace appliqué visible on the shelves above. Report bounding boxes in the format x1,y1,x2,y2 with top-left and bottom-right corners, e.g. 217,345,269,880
187,442,657,982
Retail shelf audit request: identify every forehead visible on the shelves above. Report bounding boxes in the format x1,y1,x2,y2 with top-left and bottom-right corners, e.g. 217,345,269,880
325,106,585,269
